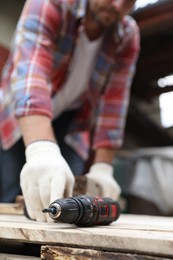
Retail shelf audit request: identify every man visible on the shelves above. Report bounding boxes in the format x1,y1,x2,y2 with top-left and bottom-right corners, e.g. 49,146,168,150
0,0,140,221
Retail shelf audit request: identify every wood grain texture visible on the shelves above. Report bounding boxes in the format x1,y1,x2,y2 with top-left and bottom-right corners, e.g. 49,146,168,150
0,214,173,258
0,254,39,260
41,245,172,260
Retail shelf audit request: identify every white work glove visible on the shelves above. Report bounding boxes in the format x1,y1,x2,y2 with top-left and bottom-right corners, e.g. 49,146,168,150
85,163,121,200
20,141,75,222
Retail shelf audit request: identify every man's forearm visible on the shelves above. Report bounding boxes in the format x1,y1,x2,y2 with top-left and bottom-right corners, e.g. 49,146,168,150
94,148,116,165
18,115,56,147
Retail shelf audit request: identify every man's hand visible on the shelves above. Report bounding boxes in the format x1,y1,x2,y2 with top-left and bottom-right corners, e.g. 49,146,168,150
20,141,75,222
85,163,121,200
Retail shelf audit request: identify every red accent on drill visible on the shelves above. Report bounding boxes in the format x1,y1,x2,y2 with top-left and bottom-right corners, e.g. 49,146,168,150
42,195,121,227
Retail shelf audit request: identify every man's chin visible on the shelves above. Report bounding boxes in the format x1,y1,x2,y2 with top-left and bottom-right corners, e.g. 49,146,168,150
97,14,118,28
99,20,115,28
91,11,116,29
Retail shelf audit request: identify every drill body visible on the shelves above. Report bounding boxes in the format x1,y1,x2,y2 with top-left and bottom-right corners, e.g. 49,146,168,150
43,195,120,226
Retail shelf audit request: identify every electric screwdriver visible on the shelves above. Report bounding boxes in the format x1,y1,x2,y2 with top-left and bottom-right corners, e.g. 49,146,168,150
42,195,120,226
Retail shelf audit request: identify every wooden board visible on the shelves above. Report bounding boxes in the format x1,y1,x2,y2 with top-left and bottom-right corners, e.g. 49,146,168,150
41,245,171,260
0,214,173,258
0,254,39,260
0,203,24,215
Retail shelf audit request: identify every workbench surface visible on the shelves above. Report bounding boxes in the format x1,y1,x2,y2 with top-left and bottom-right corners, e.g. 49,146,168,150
0,213,173,258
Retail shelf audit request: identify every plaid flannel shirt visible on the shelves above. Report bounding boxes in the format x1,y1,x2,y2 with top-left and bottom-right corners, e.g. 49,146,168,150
0,0,140,159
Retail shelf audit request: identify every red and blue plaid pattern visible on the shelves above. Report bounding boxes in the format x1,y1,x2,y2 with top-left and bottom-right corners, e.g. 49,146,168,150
0,0,140,159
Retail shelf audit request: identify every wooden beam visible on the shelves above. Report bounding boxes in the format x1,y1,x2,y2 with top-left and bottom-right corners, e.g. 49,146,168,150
133,0,173,38
132,39,173,86
41,245,172,260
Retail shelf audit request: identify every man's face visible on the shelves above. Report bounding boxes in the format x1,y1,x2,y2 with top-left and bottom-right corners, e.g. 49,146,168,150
89,0,136,27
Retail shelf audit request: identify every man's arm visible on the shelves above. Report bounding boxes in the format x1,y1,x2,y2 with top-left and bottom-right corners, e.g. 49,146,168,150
18,114,75,222
18,115,56,147
94,148,116,165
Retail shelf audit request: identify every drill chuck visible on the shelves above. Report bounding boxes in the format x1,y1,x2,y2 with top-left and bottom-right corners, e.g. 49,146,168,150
42,203,61,218
43,195,120,226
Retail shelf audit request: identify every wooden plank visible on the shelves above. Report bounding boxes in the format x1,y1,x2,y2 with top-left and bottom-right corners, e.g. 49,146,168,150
0,195,24,215
0,214,173,257
0,254,39,260
0,203,24,215
41,245,171,260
